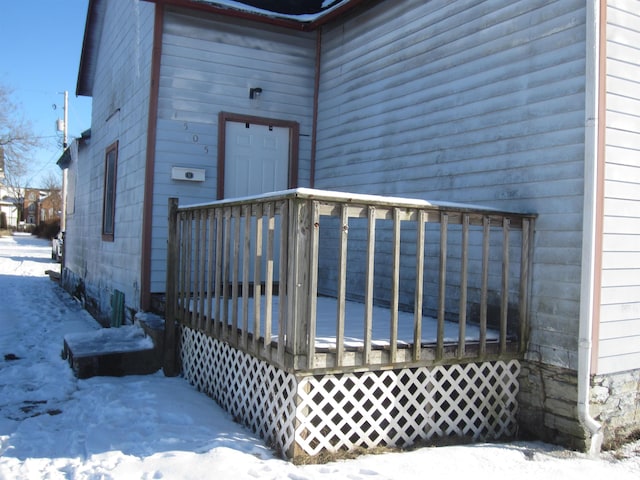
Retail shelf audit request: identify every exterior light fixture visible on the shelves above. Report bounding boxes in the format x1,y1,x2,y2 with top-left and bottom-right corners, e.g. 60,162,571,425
249,87,262,99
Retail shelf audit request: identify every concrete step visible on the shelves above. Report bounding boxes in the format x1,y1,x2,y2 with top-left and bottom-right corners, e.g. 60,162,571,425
62,313,165,379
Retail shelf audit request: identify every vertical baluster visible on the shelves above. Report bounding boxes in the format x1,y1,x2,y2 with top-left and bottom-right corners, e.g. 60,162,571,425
231,206,241,345
363,206,376,365
306,201,320,369
206,209,214,335
178,211,188,323
198,210,207,330
437,213,448,360
413,209,425,362
242,205,251,350
214,209,223,337
501,217,510,354
336,203,348,367
480,216,490,357
264,202,275,359
253,204,263,354
221,207,231,341
184,211,194,328
458,214,469,358
191,211,201,328
277,200,288,367
390,207,401,364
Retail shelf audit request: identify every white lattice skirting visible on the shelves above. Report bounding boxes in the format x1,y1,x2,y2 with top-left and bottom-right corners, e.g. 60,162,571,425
180,326,521,458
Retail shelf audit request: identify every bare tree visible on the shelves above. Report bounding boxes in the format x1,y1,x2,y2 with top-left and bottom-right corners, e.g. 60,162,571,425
0,84,42,225
40,171,62,192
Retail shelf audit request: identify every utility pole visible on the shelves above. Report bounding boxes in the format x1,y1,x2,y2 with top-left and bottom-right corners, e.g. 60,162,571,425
58,91,68,234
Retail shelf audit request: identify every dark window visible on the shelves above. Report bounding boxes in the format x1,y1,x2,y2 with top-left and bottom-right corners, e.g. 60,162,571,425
102,141,118,241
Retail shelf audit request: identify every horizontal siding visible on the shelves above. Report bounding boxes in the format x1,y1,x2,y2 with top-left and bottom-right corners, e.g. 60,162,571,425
316,0,588,369
597,0,640,374
66,0,155,318
602,233,640,253
604,215,640,234
602,251,640,269
601,286,640,305
599,336,640,357
149,8,316,291
601,302,640,322
604,179,640,201
598,352,640,374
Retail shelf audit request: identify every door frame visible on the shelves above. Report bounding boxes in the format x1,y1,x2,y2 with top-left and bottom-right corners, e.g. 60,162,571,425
217,111,300,200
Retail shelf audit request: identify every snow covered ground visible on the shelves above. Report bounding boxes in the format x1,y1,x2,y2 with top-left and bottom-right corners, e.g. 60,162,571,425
0,233,639,480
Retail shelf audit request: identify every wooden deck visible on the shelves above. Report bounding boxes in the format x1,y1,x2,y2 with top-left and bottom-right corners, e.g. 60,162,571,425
164,188,535,375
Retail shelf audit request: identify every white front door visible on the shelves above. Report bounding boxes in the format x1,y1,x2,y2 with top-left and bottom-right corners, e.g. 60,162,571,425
224,121,290,198
223,120,291,284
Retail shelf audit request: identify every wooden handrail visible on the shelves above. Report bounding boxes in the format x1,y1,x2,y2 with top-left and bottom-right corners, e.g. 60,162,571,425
166,189,536,373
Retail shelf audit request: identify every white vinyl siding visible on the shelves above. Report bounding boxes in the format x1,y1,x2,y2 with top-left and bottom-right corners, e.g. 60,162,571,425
149,8,316,292
315,0,588,369
597,0,640,374
66,0,154,317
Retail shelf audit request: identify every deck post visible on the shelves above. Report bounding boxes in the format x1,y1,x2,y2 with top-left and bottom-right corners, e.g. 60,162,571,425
286,197,313,368
163,197,179,376
519,217,534,353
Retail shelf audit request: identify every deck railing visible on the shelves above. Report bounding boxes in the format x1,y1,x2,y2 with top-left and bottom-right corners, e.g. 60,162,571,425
164,188,535,374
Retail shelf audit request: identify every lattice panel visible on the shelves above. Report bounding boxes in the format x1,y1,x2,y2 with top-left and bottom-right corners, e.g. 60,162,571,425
295,360,520,456
180,327,298,456
181,325,520,459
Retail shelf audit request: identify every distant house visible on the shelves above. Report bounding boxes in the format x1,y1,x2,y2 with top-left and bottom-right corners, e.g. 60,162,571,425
39,190,62,223
0,185,19,229
22,188,61,225
0,198,17,229
62,0,640,455
0,152,19,228
22,189,38,225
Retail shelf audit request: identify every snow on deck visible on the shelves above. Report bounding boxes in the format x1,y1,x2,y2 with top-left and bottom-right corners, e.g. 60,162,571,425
64,324,154,357
202,295,499,348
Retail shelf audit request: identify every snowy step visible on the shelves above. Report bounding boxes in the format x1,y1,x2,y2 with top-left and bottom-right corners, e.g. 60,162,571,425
62,316,164,379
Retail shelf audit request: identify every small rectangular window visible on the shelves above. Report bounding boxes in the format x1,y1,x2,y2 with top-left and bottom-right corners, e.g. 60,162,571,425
102,141,118,241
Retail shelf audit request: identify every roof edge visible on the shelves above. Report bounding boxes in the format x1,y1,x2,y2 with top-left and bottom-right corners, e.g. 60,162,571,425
76,0,374,97
142,0,371,31
76,0,106,96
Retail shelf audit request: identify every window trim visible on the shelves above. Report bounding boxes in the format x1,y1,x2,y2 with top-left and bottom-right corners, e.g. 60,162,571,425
102,141,118,241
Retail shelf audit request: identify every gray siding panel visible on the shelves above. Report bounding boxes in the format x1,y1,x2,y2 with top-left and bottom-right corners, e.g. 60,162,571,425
315,0,588,369
598,0,640,374
65,0,154,318
149,9,316,291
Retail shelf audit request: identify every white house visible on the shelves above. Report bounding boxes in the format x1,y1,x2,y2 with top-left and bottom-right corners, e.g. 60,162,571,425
63,0,640,455
0,180,20,229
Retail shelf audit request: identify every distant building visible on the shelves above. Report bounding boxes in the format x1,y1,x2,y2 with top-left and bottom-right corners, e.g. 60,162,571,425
0,149,19,228
23,188,61,225
40,190,62,223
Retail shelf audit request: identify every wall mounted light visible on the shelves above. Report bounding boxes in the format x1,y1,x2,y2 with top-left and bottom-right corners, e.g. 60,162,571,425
249,87,263,99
